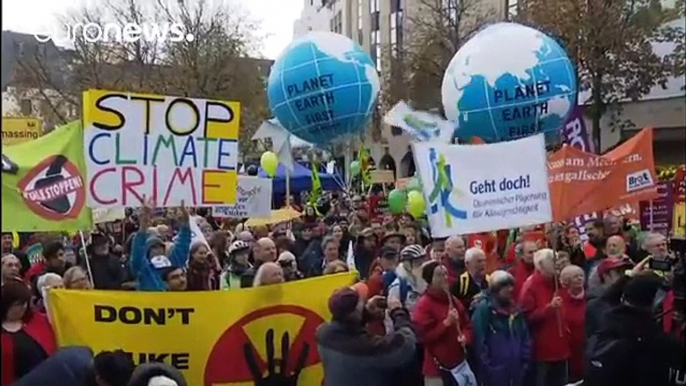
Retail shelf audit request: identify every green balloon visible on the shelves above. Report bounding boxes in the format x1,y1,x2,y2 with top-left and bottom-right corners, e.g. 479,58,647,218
387,189,407,214
406,190,426,218
350,160,361,176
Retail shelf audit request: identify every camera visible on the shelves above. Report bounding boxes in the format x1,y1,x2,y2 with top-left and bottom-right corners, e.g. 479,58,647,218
649,257,674,272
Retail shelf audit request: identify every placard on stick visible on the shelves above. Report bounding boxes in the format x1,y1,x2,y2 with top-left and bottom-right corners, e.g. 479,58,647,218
83,90,240,208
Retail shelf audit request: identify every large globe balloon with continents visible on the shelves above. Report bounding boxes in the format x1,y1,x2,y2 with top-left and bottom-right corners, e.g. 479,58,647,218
267,31,380,145
442,22,577,144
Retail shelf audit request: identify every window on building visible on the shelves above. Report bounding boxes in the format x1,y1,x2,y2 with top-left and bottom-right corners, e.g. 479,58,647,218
370,0,379,13
390,8,404,57
358,0,363,33
20,99,33,115
506,0,518,19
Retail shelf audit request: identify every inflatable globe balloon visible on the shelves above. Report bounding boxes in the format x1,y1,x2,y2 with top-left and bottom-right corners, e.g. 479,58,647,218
268,31,380,145
442,23,576,144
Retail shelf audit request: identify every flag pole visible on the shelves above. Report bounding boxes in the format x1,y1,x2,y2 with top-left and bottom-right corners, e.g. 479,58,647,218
78,230,95,288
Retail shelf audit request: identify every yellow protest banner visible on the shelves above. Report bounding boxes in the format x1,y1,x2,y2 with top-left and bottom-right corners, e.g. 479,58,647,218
82,89,240,209
49,273,356,385
1,117,43,146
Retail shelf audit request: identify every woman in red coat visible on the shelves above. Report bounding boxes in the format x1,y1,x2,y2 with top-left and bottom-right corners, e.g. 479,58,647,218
412,261,475,386
1,279,57,385
559,265,586,382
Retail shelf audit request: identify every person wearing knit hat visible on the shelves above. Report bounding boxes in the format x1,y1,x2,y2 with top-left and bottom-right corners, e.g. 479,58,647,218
585,272,684,386
471,270,531,386
316,285,417,386
127,362,187,386
413,260,476,386
130,198,192,292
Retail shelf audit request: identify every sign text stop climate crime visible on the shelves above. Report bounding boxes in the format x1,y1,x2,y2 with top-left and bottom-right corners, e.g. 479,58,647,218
83,90,241,208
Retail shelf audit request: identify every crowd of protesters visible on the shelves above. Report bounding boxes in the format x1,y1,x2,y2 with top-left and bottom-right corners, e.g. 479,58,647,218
1,190,685,386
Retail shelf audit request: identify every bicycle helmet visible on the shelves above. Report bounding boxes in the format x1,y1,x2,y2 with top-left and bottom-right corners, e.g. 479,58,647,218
228,240,250,255
400,244,427,261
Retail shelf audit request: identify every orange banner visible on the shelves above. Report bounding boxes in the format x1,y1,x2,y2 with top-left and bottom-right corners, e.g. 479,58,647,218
548,128,658,222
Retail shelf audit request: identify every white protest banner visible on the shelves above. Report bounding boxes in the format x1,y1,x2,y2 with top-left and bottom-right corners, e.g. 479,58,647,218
211,176,272,218
83,89,240,208
92,208,126,224
413,134,552,237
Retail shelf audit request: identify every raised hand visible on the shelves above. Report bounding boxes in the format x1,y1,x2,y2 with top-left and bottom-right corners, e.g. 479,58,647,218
243,329,310,386
140,196,154,229
178,200,190,225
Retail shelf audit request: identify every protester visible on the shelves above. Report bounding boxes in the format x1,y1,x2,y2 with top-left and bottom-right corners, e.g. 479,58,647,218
585,257,637,338
26,240,71,287
509,240,537,299
1,279,57,385
519,248,569,386
561,225,585,267
11,346,95,386
130,200,190,291
160,264,187,292
413,260,475,386
220,240,251,290
584,220,607,262
320,236,342,273
63,266,92,290
323,260,349,275
585,274,685,386
1,232,29,274
471,270,531,386
353,228,377,279
128,362,188,386
442,235,467,285
86,233,126,290
559,265,586,382
277,251,304,281
381,231,406,252
35,273,64,314
253,262,284,286
1,254,22,285
316,286,416,386
429,237,447,262
241,237,278,287
186,242,213,291
388,244,428,312
451,247,490,310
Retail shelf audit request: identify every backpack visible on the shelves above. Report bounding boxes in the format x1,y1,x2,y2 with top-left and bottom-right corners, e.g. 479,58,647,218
383,272,410,306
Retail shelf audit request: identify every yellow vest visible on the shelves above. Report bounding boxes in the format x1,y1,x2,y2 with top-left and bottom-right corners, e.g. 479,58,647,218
458,271,491,297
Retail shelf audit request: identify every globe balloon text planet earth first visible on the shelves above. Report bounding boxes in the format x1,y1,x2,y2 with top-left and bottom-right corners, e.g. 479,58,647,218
268,31,380,145
442,22,577,144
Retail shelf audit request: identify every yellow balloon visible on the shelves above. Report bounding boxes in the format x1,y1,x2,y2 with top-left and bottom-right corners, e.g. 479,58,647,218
406,191,426,218
260,151,279,178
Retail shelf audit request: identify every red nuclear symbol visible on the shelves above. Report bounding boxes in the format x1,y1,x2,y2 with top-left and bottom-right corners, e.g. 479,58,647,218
204,305,325,385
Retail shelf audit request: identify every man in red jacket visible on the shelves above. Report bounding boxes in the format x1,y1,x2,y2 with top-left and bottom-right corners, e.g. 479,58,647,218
441,235,466,286
509,240,537,299
519,248,569,386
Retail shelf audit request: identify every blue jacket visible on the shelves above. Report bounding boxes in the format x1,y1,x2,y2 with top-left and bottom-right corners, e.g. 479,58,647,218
471,293,531,386
130,224,191,291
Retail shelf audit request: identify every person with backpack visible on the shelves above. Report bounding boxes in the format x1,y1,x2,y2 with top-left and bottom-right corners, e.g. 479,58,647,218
451,248,491,312
471,270,531,386
388,245,429,313
365,247,400,336
584,273,685,386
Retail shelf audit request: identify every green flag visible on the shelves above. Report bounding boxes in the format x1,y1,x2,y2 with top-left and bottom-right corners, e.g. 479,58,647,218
2,121,93,232
309,161,322,211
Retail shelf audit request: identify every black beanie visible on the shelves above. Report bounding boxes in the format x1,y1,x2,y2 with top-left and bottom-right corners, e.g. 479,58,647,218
421,261,440,285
